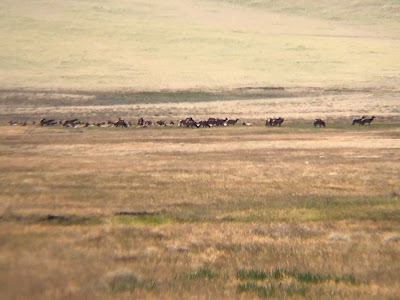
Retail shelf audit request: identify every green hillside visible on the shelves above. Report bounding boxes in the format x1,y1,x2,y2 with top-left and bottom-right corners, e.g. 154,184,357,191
0,0,399,90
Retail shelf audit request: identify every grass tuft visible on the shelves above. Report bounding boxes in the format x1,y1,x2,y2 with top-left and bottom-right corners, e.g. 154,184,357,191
189,268,219,280
237,268,360,285
106,270,141,293
237,269,267,280
111,215,174,226
237,282,308,298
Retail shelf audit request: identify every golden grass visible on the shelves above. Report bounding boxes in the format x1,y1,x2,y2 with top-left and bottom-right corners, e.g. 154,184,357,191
1,0,400,298
0,124,399,299
1,0,399,90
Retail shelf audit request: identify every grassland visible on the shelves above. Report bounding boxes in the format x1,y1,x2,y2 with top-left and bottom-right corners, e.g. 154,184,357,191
1,0,400,299
0,123,399,299
1,0,400,90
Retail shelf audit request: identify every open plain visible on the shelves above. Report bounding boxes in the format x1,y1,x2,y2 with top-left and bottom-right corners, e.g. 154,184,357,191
1,0,400,299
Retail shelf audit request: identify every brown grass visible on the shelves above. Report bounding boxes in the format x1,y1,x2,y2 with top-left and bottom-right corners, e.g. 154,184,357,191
0,122,399,299
1,0,400,297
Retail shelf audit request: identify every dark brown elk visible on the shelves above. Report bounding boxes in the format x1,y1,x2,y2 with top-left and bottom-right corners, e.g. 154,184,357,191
207,118,217,126
137,117,153,126
272,117,284,127
216,118,227,126
40,118,57,126
94,122,106,127
156,120,166,126
108,118,128,128
186,120,200,128
226,118,239,126
115,118,128,128
63,119,79,127
9,120,26,126
199,120,211,128
266,117,284,127
179,117,194,127
360,116,375,126
351,116,366,125
313,119,326,127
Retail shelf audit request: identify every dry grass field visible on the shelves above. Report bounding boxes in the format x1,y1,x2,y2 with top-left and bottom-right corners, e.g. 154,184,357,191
1,0,400,90
1,0,400,299
0,123,399,299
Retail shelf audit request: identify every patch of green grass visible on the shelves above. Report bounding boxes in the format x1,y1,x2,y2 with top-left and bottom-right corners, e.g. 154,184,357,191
237,269,267,281
108,271,140,293
237,268,361,285
0,211,102,225
189,268,219,280
237,282,308,298
236,268,363,297
111,215,174,225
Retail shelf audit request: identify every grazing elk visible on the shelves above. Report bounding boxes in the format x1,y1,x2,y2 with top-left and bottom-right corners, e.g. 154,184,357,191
9,120,26,126
216,118,227,126
242,122,253,126
94,122,106,127
198,120,211,128
266,117,284,127
313,119,326,127
156,120,167,126
108,118,128,128
40,118,57,126
360,116,375,126
63,119,79,127
179,117,194,127
207,118,217,126
115,118,128,128
351,116,366,125
186,120,200,128
226,118,239,126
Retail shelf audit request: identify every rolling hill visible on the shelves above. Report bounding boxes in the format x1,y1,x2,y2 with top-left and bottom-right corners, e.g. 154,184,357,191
0,0,399,91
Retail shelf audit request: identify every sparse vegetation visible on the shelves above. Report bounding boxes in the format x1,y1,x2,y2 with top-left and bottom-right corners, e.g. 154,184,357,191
0,124,399,299
189,268,219,280
0,0,399,299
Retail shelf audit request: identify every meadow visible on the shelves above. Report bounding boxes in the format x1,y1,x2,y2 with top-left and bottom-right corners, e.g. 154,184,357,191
1,0,400,299
0,120,399,299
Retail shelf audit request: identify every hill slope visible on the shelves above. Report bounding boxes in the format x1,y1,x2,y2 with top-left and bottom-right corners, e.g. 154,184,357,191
0,0,399,90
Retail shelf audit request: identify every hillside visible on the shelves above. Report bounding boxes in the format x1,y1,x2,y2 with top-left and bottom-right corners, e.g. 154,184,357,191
0,0,399,91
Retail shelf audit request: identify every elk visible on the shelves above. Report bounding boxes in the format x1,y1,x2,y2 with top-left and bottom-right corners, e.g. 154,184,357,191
186,120,200,128
207,118,217,126
313,119,326,127
266,117,284,127
179,117,194,127
156,120,166,126
226,118,239,126
360,116,375,126
137,117,144,126
198,120,211,128
63,119,79,127
40,118,57,126
108,118,128,128
216,118,227,126
351,116,366,125
94,122,106,127
9,120,26,126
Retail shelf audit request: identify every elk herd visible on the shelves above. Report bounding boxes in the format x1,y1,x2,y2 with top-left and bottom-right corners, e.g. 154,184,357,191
6,116,377,129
